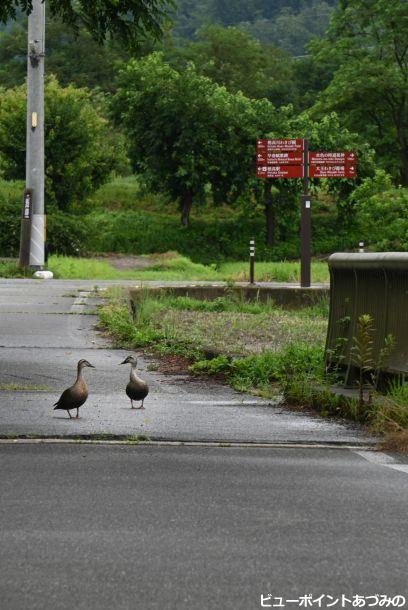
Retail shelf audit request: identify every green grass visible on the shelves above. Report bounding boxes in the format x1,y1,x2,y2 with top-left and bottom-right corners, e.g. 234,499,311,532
43,253,330,283
218,261,330,284
0,259,29,278
86,176,169,213
0,383,52,391
0,253,330,283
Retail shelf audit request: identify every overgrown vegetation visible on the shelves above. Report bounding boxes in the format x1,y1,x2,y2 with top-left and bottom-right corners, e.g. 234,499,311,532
99,290,408,440
0,253,330,283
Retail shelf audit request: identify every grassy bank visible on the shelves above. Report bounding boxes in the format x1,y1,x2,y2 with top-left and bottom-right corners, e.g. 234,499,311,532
99,288,408,444
0,253,330,283
0,176,361,263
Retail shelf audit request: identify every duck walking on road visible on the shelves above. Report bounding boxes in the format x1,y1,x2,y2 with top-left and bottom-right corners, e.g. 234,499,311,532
53,359,95,419
120,356,149,410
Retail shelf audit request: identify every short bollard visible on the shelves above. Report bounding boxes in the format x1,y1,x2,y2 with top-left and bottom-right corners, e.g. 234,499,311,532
250,239,255,284
359,241,365,253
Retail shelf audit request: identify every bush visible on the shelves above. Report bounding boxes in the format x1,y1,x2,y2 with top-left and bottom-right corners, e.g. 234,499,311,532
352,171,408,250
0,180,90,257
0,78,125,212
46,213,90,256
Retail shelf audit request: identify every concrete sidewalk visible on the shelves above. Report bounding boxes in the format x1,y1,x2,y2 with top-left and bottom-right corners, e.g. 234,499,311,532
0,279,375,445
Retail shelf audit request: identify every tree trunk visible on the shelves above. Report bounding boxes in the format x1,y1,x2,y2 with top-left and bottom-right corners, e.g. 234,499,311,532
181,192,193,228
396,122,408,186
400,145,408,186
264,181,275,246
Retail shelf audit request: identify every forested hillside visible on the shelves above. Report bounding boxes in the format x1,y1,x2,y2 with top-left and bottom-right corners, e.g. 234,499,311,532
173,0,338,53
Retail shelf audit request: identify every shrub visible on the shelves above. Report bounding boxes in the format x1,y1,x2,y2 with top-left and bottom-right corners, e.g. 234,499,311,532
352,172,408,250
0,78,125,212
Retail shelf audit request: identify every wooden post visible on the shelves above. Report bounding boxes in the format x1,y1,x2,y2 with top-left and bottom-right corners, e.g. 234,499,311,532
300,139,311,288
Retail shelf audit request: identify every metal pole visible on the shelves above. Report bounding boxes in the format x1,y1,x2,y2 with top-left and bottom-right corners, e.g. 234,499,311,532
249,239,255,284
300,138,311,288
26,0,45,270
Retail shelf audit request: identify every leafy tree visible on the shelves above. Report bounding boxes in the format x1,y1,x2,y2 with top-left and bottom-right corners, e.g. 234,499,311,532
170,25,296,106
244,0,335,55
0,0,173,45
113,52,278,227
0,16,133,90
0,77,125,210
311,0,408,185
352,175,408,250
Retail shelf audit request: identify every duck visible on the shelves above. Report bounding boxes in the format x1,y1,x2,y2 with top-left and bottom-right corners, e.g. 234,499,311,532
120,355,149,409
53,359,95,419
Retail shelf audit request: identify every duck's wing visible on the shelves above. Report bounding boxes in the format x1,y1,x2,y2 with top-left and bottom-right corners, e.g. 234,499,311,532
53,383,88,409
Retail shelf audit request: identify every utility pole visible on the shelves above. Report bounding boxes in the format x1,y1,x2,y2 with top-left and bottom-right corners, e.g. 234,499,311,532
19,0,45,270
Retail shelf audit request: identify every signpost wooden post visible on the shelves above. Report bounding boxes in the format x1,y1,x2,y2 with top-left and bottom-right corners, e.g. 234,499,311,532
256,139,357,288
301,139,311,288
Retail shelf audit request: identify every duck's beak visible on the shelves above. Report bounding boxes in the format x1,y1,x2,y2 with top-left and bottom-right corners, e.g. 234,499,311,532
119,360,127,365
88,364,95,368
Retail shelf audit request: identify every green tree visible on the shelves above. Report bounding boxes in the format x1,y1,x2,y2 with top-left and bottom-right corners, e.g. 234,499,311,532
351,171,408,250
311,0,408,185
244,0,335,55
0,77,125,211
0,16,133,90
170,24,296,106
0,0,172,45
113,52,278,227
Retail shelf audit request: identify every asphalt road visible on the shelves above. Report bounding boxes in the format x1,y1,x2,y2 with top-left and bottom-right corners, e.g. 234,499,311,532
0,443,407,610
0,279,374,445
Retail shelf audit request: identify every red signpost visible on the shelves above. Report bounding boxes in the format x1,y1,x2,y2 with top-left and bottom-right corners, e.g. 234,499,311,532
309,164,357,178
257,151,303,165
256,138,357,287
257,138,304,152
257,165,304,179
309,151,356,165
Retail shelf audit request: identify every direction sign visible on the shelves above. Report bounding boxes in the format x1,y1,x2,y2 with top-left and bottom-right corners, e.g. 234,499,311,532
309,164,357,178
309,151,356,165
257,138,304,152
257,151,303,165
257,165,304,179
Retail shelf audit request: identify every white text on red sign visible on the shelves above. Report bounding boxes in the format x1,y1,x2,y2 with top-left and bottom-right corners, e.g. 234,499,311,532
257,139,304,152
257,152,303,165
257,165,304,179
309,165,357,178
309,151,356,165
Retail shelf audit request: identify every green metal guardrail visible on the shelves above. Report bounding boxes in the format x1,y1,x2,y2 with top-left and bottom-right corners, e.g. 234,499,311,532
325,253,408,385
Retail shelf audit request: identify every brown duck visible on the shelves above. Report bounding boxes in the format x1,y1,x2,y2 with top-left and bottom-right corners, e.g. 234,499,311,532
120,356,149,409
53,359,95,419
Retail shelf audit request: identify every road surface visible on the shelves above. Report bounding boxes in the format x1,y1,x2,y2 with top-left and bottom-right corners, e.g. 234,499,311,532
0,443,407,610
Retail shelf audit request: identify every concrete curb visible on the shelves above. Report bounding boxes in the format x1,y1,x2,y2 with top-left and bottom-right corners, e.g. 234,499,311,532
0,437,379,450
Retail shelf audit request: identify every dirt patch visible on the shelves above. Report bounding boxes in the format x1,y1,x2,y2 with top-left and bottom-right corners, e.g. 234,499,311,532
148,353,193,375
95,254,155,270
380,430,408,454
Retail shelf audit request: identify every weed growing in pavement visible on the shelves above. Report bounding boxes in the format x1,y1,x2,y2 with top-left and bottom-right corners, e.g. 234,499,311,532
0,384,52,391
